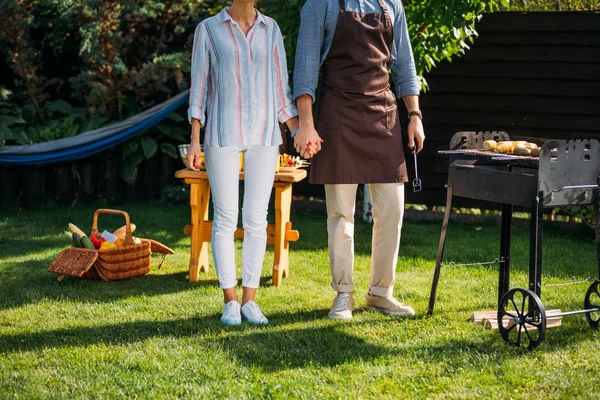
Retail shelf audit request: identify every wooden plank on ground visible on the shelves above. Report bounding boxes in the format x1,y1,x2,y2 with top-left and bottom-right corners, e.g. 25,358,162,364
470,309,563,330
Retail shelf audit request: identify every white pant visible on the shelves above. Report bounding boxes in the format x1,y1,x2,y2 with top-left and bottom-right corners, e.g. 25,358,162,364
325,183,405,297
204,144,279,289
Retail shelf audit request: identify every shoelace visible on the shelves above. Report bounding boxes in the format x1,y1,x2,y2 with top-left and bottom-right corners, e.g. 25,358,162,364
225,303,240,318
246,302,266,320
385,296,405,307
334,293,351,310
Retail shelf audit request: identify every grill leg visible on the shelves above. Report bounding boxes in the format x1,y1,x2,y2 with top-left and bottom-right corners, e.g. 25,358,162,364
427,182,453,316
595,190,600,279
529,191,544,299
498,203,513,304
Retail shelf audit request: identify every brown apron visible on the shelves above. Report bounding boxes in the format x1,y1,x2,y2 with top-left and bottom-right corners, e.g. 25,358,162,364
310,0,408,185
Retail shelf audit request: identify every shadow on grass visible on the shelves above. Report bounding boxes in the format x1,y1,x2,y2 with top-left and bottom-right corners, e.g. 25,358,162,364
0,308,596,372
0,256,217,311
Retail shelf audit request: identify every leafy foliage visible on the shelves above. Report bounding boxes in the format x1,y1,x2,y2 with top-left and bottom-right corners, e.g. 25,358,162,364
0,0,216,183
501,0,599,10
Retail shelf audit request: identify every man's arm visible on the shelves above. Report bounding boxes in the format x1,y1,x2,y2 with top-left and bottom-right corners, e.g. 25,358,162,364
293,1,326,158
390,4,425,153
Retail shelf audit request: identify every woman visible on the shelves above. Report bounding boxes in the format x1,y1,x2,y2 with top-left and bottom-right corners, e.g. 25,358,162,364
186,0,301,326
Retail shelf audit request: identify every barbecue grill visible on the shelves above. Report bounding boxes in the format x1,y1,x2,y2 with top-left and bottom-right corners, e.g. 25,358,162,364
427,131,600,349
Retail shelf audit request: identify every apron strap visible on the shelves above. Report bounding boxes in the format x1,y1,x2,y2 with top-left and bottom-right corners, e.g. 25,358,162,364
375,0,391,28
338,0,345,12
375,0,388,12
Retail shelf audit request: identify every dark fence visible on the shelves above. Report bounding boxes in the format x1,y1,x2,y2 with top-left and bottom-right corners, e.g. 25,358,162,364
407,11,600,207
1,12,599,208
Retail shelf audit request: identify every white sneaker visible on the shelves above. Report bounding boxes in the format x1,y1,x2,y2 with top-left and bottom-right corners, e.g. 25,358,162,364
241,301,269,325
328,292,355,320
221,300,241,325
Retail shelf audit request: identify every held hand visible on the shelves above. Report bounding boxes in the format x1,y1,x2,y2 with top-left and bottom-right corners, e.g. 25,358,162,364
293,125,324,159
408,117,425,153
185,141,202,171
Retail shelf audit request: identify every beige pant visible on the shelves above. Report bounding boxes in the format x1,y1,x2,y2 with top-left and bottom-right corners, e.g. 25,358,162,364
325,183,404,297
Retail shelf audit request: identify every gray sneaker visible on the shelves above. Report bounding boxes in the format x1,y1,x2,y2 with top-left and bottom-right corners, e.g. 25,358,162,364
328,292,355,320
366,293,415,317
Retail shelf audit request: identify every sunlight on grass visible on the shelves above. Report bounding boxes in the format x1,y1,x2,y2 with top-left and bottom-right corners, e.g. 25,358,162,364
0,203,599,399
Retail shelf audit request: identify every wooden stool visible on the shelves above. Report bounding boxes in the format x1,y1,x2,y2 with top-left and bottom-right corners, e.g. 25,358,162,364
175,168,307,286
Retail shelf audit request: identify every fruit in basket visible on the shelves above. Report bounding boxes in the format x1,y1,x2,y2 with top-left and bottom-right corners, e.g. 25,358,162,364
495,142,513,154
513,146,532,156
525,142,538,149
531,147,541,157
513,141,527,147
483,140,497,151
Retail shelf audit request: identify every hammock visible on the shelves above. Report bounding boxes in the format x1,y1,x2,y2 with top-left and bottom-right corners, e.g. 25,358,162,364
0,90,189,165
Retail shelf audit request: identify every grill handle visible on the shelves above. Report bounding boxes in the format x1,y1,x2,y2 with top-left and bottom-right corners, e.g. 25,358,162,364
554,184,600,192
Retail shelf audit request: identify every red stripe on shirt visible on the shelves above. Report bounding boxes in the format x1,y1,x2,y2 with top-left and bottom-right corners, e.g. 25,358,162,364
227,22,244,146
273,47,288,123
260,30,268,145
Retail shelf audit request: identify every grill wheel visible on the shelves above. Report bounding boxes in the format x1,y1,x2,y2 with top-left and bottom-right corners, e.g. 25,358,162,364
584,280,600,330
498,288,547,350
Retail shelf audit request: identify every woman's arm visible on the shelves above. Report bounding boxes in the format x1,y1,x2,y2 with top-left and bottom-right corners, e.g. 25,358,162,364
272,23,299,129
186,22,210,170
188,22,210,128
285,116,299,134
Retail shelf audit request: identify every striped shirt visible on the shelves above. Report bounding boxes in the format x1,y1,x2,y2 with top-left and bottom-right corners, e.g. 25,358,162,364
188,8,298,147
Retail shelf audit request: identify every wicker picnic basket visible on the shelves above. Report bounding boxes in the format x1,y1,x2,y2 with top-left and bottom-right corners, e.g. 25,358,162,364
49,209,154,281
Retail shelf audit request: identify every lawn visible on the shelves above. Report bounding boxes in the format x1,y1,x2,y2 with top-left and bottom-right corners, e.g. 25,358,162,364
0,202,599,399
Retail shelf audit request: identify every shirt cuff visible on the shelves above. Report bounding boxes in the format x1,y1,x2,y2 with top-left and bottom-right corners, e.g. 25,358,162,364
187,106,205,126
293,87,316,103
396,83,421,98
278,103,299,124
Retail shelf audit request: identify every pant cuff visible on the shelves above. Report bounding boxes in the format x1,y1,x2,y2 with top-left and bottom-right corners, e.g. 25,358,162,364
331,282,354,293
369,285,394,297
241,281,260,289
219,280,238,290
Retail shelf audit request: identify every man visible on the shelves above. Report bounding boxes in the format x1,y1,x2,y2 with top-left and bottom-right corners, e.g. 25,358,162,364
293,0,425,319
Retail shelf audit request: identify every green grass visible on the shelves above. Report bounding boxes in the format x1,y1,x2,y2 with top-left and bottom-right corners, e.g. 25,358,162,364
0,202,599,399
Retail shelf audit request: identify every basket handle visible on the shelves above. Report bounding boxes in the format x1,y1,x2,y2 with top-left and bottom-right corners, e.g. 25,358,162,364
91,209,134,246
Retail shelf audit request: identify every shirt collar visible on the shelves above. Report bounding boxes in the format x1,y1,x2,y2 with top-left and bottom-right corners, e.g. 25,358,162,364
219,8,267,25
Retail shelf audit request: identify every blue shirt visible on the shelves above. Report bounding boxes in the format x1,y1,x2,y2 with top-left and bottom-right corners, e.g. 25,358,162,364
188,9,298,147
293,0,420,102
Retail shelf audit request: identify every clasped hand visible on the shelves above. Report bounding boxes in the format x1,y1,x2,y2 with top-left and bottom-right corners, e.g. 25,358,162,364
293,125,324,159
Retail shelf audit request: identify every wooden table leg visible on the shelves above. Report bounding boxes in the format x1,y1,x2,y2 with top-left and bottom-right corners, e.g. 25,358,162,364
189,180,210,283
273,183,292,286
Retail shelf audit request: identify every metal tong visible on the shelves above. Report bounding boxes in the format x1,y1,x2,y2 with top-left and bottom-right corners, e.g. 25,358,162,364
412,148,422,193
